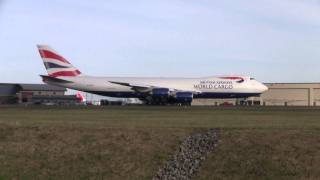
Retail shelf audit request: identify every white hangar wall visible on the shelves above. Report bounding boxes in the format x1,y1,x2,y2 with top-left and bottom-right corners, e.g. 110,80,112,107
262,83,320,106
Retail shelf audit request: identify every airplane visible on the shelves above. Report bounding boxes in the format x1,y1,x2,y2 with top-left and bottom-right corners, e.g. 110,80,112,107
76,91,86,104
37,45,268,105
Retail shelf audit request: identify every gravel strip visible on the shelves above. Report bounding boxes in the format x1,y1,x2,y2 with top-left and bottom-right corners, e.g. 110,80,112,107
153,129,220,180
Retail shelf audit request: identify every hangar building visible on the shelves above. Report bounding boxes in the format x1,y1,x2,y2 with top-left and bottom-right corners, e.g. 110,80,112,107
260,83,320,106
0,83,80,105
193,83,320,106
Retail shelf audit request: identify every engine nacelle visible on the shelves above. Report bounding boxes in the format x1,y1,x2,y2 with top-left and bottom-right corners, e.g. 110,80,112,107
151,88,170,97
145,89,193,105
174,92,193,103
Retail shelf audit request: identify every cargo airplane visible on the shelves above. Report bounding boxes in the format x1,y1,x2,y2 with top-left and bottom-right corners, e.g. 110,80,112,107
37,45,268,105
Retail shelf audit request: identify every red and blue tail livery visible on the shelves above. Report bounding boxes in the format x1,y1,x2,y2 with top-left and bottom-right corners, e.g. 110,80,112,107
37,45,81,77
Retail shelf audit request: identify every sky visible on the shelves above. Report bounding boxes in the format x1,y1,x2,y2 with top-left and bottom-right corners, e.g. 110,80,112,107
0,0,320,83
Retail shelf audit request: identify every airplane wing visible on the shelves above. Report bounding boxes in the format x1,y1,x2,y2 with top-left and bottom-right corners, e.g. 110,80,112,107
109,81,200,94
109,81,197,105
109,81,154,92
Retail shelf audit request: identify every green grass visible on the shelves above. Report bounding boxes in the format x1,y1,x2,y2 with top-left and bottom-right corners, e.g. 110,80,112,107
0,106,319,179
198,129,320,180
1,106,319,129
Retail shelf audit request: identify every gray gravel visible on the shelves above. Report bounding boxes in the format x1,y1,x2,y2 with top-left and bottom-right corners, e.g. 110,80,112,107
153,129,220,180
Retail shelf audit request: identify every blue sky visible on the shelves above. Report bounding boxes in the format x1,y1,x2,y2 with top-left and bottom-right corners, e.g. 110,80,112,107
0,0,320,83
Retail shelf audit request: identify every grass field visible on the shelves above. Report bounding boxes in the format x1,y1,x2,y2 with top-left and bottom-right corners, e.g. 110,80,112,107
0,106,319,179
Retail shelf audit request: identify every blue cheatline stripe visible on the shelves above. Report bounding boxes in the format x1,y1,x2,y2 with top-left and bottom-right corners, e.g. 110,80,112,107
43,62,69,69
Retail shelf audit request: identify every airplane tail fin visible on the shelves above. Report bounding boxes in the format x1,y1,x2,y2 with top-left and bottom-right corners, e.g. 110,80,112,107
37,45,81,77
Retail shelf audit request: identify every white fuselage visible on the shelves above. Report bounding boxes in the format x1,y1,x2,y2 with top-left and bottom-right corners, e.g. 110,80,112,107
45,75,268,99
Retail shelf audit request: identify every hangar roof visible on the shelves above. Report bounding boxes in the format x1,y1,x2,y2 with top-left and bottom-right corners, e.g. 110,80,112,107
264,83,320,89
0,83,66,96
18,84,66,91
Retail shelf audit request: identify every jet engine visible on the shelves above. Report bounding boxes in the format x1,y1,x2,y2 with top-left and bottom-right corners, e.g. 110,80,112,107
145,88,170,105
174,92,193,105
151,88,170,97
144,89,193,106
